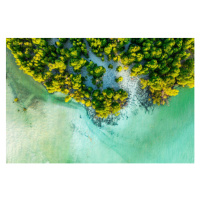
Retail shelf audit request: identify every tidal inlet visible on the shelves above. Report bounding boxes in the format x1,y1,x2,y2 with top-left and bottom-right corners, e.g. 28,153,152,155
6,38,194,163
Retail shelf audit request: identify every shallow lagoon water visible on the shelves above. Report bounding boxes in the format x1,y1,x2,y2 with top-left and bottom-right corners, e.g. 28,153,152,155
6,48,194,163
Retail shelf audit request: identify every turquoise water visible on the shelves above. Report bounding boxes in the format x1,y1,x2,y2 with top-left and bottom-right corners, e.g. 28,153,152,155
6,48,194,163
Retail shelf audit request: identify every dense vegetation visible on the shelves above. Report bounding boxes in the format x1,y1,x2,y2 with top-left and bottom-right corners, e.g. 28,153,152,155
7,38,194,118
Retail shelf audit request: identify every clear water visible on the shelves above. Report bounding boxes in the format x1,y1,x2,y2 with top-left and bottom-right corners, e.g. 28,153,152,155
6,48,194,163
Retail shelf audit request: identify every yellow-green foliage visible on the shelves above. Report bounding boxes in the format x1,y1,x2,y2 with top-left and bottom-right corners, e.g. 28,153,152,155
70,58,87,71
129,38,194,105
176,59,194,88
91,88,128,118
71,74,82,90
140,74,180,105
44,73,66,93
14,98,19,102
6,38,194,118
48,60,66,73
123,66,129,70
65,96,71,102
116,66,123,72
85,100,92,107
116,76,123,82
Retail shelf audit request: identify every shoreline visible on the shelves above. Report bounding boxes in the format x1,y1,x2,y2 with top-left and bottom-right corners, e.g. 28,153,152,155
6,48,194,163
